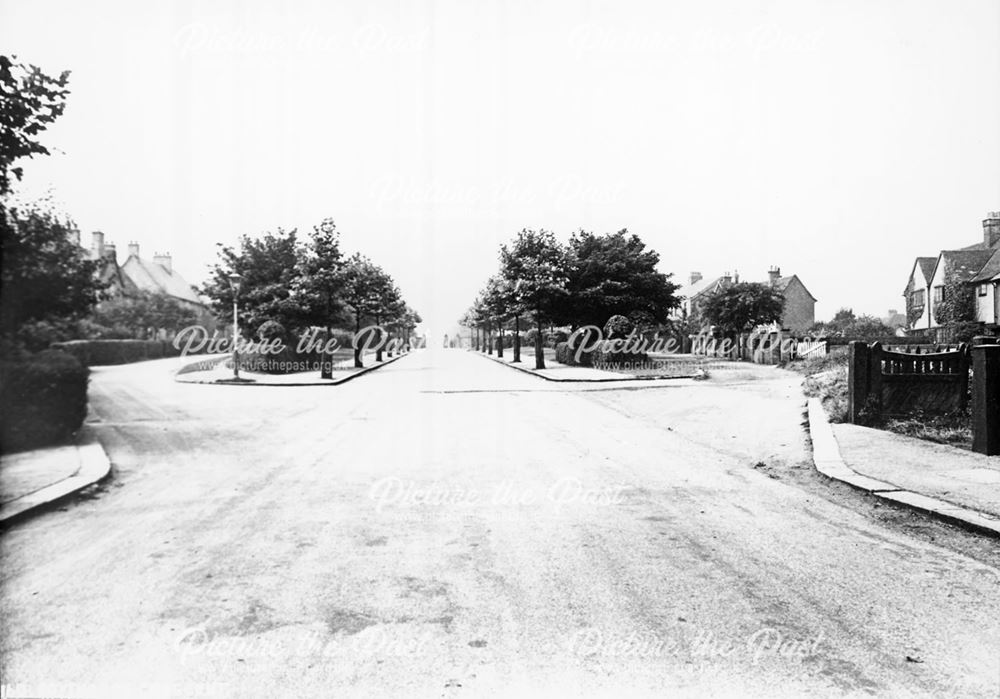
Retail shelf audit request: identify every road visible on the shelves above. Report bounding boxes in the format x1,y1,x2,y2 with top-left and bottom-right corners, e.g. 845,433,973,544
2,348,998,698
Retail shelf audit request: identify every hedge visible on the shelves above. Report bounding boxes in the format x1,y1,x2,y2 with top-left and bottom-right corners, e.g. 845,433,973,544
49,339,196,366
0,350,89,454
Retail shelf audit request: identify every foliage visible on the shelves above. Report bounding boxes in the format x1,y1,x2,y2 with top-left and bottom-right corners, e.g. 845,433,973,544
559,229,679,328
498,229,570,325
292,218,347,333
203,228,303,335
341,253,381,331
0,55,71,196
933,272,976,326
50,338,197,366
1,204,105,344
603,314,634,339
89,290,199,339
256,320,287,341
700,282,785,335
0,349,88,453
903,280,924,329
809,308,896,340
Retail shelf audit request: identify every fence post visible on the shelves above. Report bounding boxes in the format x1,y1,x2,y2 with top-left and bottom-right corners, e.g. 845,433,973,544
848,341,871,424
972,342,1000,456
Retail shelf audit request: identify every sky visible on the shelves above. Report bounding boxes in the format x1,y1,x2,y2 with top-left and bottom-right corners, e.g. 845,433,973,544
2,0,999,337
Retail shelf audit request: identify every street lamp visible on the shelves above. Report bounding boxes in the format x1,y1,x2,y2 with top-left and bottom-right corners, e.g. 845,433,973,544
228,272,243,379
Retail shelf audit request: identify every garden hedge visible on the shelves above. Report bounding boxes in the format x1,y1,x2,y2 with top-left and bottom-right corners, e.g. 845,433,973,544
49,339,191,366
0,349,89,454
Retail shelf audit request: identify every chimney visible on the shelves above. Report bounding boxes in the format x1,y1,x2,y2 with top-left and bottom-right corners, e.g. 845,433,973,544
689,271,702,286
721,270,732,284
984,211,1000,248
104,242,117,261
153,252,172,272
768,266,781,286
127,241,140,258
733,269,740,284
91,231,105,259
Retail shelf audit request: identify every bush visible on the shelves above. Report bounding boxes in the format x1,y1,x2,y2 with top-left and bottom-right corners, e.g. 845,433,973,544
1,350,89,453
50,339,191,366
555,341,572,365
257,320,286,341
603,315,634,339
546,330,569,348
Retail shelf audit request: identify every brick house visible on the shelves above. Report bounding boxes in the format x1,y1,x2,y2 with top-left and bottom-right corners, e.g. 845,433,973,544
903,213,1000,331
675,266,816,334
86,231,216,333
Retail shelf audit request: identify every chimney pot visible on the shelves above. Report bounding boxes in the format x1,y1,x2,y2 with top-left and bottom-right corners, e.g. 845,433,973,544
153,252,173,272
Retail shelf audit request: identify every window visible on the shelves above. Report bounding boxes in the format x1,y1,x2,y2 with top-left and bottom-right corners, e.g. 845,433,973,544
933,286,944,304
911,289,925,307
979,284,988,297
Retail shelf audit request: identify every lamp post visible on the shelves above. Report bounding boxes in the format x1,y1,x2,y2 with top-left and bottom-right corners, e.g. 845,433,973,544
228,273,243,379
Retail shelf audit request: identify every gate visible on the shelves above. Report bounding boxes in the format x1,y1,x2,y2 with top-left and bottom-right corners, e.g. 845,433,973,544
848,341,970,422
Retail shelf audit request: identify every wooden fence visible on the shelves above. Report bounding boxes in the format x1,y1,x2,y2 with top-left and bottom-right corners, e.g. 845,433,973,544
847,338,1000,455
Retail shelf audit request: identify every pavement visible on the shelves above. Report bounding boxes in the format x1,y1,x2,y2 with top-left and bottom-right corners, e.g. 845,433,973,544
2,347,998,697
0,427,112,526
175,350,397,385
808,399,1000,536
478,349,704,382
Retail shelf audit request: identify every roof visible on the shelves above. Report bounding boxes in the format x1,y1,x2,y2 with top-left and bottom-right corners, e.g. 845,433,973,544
121,256,205,306
677,275,728,302
772,274,817,302
930,249,995,285
902,257,938,295
970,247,1000,283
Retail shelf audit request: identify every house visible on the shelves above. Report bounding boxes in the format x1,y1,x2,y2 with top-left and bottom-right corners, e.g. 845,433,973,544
676,266,817,334
882,309,907,330
903,212,1000,331
86,231,216,332
676,271,735,323
766,267,816,333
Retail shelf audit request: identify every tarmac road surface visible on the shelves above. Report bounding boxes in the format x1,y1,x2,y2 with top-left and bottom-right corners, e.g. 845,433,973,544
1,348,998,697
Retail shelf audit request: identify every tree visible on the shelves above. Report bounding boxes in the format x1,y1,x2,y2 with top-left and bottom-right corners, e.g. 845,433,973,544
293,219,346,377
0,56,71,196
365,269,400,363
90,290,199,339
203,228,302,336
809,308,895,339
483,275,515,358
342,254,382,367
498,229,570,369
0,205,105,344
700,282,785,336
559,229,679,329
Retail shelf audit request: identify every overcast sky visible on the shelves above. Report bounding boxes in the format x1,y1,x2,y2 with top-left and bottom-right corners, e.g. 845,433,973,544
3,0,999,335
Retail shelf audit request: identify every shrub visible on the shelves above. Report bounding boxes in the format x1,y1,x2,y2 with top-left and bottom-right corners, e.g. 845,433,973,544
603,315,634,339
257,320,287,341
50,339,192,366
0,350,89,453
554,341,572,365
546,330,569,348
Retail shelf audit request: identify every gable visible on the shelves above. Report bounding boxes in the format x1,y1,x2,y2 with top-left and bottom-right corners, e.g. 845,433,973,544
776,275,816,303
121,257,205,306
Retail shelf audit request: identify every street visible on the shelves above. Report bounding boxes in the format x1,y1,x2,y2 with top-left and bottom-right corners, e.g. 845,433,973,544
1,348,999,698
